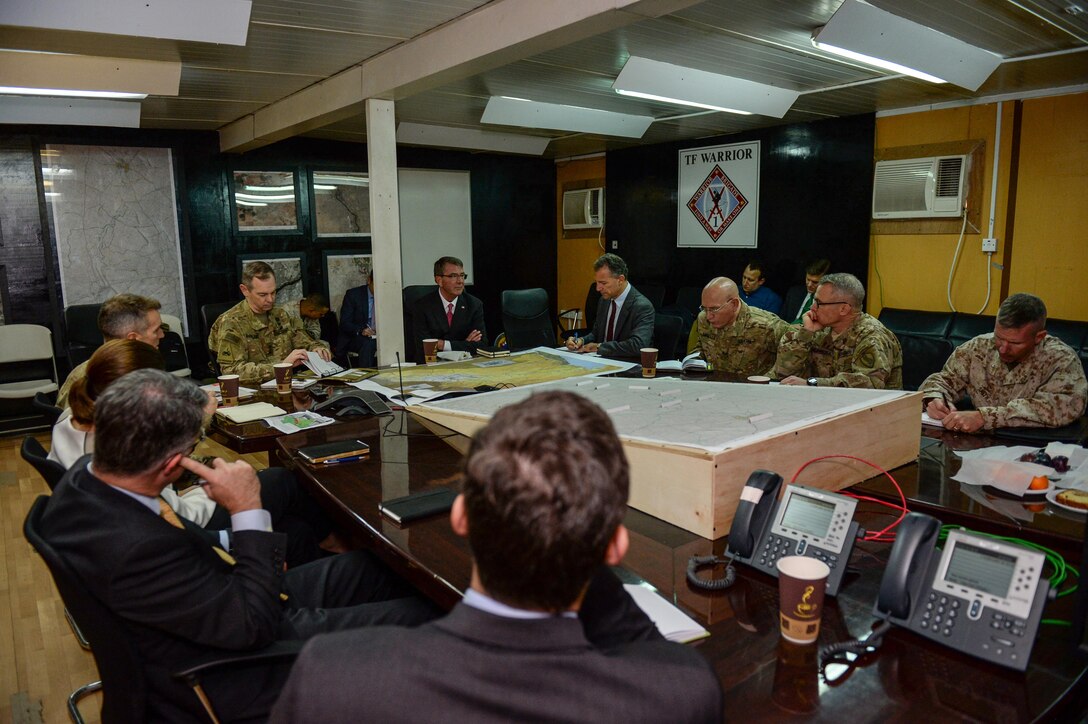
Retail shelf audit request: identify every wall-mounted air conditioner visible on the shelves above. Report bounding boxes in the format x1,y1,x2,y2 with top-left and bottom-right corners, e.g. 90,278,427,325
562,187,604,229
872,155,966,219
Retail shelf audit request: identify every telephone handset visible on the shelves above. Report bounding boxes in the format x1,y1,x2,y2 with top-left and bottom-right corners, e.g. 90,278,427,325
874,512,1050,671
725,470,860,597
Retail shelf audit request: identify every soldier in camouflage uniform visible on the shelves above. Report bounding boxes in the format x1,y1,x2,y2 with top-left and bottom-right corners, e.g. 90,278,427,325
280,292,329,342
920,293,1087,432
694,277,788,376
210,261,331,386
773,272,902,389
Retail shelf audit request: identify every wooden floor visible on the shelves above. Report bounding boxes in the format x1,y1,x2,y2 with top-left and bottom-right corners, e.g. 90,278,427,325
0,431,265,724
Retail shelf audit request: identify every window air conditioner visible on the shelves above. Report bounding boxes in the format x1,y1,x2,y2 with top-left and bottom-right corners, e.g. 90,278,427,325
562,187,604,230
872,155,966,219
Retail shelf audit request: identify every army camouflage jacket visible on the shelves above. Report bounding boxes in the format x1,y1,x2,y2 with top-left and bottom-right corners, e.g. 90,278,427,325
772,312,903,389
695,301,788,376
919,334,1087,429
280,302,322,341
209,300,329,385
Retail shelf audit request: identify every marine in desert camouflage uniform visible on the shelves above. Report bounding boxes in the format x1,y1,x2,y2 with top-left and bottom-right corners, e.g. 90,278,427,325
773,272,902,389
209,262,330,386
694,277,788,376
921,293,1087,432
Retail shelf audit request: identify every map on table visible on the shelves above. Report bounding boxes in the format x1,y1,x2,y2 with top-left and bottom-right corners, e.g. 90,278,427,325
415,376,913,453
368,347,633,394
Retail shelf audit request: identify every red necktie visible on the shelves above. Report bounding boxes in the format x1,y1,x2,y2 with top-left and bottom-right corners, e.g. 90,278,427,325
605,300,617,342
446,302,454,327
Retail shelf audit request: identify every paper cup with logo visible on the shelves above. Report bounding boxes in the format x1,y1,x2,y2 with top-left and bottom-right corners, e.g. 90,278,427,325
640,347,658,378
776,556,830,644
423,338,439,364
273,363,293,393
218,375,240,406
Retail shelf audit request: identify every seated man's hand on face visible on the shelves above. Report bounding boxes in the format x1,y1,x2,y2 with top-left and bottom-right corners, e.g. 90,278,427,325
179,457,262,515
800,308,824,333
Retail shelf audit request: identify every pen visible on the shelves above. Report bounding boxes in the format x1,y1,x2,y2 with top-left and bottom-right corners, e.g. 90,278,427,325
321,454,369,465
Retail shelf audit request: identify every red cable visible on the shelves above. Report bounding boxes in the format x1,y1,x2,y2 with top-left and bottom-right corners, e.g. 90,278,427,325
790,454,909,542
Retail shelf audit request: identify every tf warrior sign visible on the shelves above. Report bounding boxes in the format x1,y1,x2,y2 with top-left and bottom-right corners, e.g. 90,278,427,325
677,141,760,248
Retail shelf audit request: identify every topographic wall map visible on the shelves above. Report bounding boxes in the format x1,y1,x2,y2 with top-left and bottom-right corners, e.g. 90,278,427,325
44,144,188,333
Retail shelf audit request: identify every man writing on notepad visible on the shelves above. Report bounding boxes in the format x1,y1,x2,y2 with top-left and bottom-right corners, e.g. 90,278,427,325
209,261,331,385
271,390,722,723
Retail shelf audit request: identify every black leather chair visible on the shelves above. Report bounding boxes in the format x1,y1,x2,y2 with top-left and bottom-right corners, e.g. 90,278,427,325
200,302,235,376
898,335,955,391
23,496,300,724
948,313,996,348
878,308,954,339
501,288,558,352
63,304,103,369
21,436,67,491
33,391,63,425
639,284,666,311
402,285,438,363
560,282,602,341
653,313,684,361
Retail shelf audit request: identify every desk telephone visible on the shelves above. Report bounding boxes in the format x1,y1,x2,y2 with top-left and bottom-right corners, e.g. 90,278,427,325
873,513,1050,671
725,470,861,597
312,389,392,417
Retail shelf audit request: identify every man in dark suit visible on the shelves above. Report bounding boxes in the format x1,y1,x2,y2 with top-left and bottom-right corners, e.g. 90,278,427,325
40,369,437,722
410,255,487,361
783,258,831,324
271,390,723,724
565,253,655,357
336,270,377,367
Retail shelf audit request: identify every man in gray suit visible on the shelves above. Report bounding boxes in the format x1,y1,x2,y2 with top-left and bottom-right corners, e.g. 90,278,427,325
271,390,723,723
566,253,655,357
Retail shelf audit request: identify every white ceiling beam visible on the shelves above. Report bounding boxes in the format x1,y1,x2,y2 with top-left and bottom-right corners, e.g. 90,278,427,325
219,0,702,152
0,51,181,96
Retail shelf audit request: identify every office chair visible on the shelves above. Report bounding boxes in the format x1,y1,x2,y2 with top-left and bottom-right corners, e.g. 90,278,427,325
63,305,103,369
560,282,602,341
653,313,684,361
402,284,438,362
639,284,666,311
21,436,67,491
158,313,192,378
501,288,559,352
33,391,63,425
23,496,301,724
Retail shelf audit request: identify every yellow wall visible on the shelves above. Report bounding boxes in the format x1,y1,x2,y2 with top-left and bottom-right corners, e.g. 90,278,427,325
555,156,607,321
868,91,1088,321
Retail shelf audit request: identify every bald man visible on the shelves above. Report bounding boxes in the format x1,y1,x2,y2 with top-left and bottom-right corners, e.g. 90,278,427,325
692,277,789,376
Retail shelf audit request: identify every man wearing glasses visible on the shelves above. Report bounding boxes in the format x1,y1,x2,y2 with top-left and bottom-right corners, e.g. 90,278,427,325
411,256,487,361
692,277,788,375
773,273,903,389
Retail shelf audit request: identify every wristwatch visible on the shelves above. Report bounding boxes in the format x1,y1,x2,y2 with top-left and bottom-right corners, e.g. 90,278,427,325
807,377,818,387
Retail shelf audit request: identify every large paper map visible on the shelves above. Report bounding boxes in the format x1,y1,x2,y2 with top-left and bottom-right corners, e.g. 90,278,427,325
416,376,913,453
369,348,632,394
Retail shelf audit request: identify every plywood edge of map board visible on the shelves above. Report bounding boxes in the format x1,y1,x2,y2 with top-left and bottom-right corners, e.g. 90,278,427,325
705,391,923,539
626,446,717,538
410,406,488,438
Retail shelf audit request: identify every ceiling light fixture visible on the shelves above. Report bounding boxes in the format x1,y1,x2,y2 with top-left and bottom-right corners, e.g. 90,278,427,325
480,97,652,139
0,86,147,100
398,121,553,155
0,96,140,127
612,57,799,118
811,0,1002,91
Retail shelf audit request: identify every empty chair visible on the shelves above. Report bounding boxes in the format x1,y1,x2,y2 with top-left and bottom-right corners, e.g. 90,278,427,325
0,324,59,402
63,304,103,369
653,313,684,361
158,313,191,378
501,288,558,352
639,284,666,311
897,334,955,391
33,391,63,425
21,436,67,491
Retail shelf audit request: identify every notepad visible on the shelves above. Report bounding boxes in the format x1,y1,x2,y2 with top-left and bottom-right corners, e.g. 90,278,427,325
215,402,287,423
623,584,710,644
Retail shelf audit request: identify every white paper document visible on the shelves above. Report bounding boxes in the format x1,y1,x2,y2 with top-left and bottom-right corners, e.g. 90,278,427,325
623,584,709,644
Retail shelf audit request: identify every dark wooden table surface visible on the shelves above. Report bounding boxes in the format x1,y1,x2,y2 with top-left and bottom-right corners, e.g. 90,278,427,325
276,410,1088,722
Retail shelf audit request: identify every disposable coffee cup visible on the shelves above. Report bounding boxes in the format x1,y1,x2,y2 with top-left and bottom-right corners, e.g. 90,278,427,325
747,375,771,384
423,338,439,364
218,375,240,406
273,363,293,394
776,556,830,644
640,347,658,378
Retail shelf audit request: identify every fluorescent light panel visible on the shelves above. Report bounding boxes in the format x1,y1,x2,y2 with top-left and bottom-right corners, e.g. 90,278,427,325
0,96,140,127
397,122,552,155
481,97,652,139
612,57,799,118
0,0,252,46
811,0,1001,91
0,86,146,99
0,51,181,97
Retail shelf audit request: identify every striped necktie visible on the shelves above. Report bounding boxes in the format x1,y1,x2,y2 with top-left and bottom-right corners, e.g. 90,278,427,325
158,496,236,566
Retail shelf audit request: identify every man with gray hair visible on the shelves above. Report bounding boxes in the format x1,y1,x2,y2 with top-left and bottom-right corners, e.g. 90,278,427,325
40,369,436,721
56,293,165,408
920,293,1087,432
566,253,655,357
773,272,903,389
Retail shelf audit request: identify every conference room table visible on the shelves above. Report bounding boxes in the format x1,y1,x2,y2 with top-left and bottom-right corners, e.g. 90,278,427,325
269,407,1088,722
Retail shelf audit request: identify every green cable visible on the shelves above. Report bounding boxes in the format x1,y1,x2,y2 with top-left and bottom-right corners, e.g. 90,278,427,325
936,524,1078,597
1041,619,1072,627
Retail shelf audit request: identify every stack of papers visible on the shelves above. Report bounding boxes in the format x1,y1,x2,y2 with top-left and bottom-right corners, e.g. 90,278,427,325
623,584,709,644
215,402,287,423
260,378,318,390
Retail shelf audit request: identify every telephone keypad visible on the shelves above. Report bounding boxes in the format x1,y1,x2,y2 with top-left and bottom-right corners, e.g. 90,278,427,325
757,534,840,574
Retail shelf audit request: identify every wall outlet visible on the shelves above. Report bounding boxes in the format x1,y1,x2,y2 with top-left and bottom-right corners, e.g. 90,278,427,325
982,237,998,253
611,239,619,250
